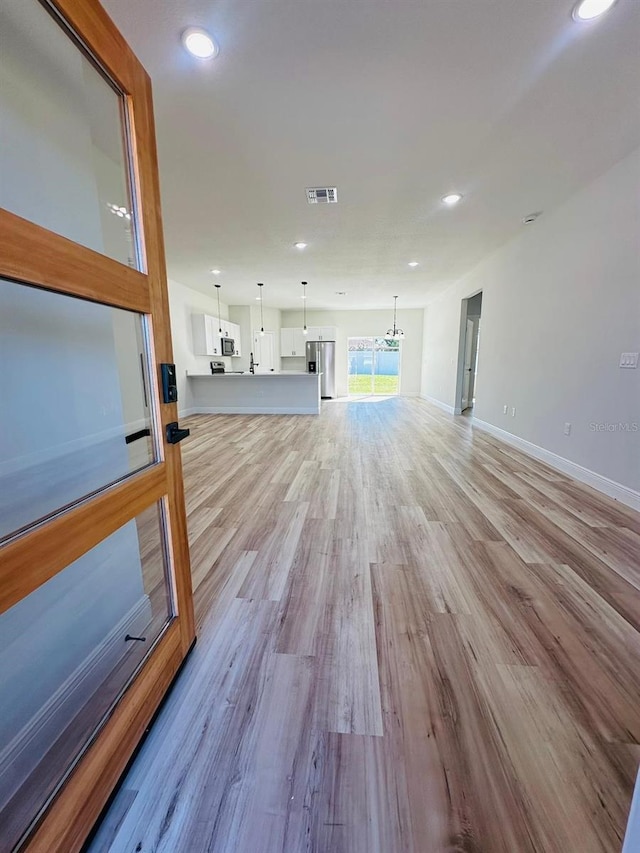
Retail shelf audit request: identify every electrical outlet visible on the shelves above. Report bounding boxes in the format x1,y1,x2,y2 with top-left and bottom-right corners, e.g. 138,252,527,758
564,422,571,436
511,407,516,417
503,405,508,414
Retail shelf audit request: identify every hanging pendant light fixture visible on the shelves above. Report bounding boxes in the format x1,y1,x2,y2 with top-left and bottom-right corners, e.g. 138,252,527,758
215,283,222,333
302,281,308,334
386,295,405,340
257,282,265,336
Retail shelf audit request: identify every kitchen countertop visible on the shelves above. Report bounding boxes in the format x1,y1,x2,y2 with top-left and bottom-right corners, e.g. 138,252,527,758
187,372,319,378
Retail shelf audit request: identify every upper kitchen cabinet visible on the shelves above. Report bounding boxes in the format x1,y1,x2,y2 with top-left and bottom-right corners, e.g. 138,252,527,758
228,321,242,357
192,314,242,357
192,314,221,356
307,326,337,341
281,327,307,357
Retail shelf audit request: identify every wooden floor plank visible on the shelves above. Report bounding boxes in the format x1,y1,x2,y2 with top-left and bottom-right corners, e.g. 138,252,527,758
315,537,384,736
88,398,640,853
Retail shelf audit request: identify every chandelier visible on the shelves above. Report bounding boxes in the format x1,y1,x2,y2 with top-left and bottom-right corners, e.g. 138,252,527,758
386,295,405,340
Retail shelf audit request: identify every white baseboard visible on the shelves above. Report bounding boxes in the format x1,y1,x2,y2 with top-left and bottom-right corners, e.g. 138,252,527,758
179,407,199,418
192,405,319,415
0,596,151,809
419,394,462,415
400,391,419,397
623,768,640,853
471,417,640,511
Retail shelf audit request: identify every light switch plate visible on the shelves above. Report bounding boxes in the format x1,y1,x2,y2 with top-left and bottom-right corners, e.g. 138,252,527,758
620,352,639,368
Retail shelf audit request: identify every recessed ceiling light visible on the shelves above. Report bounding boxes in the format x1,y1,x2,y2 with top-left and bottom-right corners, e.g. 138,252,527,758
572,0,618,21
408,261,419,267
211,269,221,275
182,27,218,60
442,193,463,206
294,242,307,250
255,296,262,300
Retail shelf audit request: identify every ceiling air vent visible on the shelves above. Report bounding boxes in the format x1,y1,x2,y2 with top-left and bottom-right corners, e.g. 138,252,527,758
522,211,542,225
306,187,337,204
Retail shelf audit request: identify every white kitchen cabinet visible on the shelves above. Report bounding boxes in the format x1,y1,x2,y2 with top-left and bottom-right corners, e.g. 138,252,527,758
280,327,308,357
218,316,230,338
294,328,308,354
192,314,242,356
281,327,295,357
282,325,336,354
228,321,242,357
307,325,337,341
192,313,222,356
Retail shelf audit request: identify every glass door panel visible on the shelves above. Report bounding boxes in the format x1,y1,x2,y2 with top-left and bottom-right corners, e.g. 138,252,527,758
0,1,195,849
373,337,400,394
348,336,374,395
0,278,156,543
0,0,138,269
348,337,400,395
0,502,173,852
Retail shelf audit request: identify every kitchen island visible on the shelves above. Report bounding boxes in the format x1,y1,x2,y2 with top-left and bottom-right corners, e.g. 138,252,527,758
186,371,321,415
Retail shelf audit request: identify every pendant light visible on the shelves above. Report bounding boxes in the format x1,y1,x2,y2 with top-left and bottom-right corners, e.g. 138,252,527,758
215,283,222,333
302,281,308,335
386,295,405,340
257,282,265,336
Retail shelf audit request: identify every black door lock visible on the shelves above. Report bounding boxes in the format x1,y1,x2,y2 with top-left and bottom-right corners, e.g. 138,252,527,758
161,363,178,403
166,422,190,444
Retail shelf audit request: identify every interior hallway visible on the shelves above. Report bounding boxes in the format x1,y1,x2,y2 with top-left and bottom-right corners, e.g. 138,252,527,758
88,398,640,853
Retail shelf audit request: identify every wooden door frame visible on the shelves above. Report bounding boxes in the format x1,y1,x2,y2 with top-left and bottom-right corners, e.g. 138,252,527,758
454,290,483,416
461,317,476,411
0,2,195,850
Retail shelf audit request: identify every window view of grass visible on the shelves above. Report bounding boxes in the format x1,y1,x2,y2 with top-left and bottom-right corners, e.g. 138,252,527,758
373,374,399,394
348,336,400,396
348,374,399,395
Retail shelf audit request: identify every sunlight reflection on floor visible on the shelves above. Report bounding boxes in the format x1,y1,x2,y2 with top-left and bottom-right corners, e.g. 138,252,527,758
325,395,398,404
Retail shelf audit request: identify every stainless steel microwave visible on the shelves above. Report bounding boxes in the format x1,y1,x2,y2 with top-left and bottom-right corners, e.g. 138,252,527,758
221,337,235,356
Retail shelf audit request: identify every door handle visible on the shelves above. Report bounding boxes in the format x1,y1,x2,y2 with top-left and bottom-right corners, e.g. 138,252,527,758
166,422,190,444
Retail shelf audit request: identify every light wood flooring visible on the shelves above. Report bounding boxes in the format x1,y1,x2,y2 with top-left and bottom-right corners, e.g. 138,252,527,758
88,397,640,853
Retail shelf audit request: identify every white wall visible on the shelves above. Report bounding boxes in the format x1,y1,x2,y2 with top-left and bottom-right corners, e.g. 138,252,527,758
281,308,424,398
421,148,640,494
168,278,232,413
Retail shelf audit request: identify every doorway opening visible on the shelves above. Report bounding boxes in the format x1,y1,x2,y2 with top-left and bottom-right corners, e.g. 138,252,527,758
348,336,400,396
455,292,482,414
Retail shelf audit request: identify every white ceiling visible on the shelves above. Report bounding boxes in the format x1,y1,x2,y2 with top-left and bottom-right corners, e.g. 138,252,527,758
101,0,640,310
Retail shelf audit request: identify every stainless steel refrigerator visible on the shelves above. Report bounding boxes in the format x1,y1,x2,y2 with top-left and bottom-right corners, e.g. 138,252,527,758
306,340,336,398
